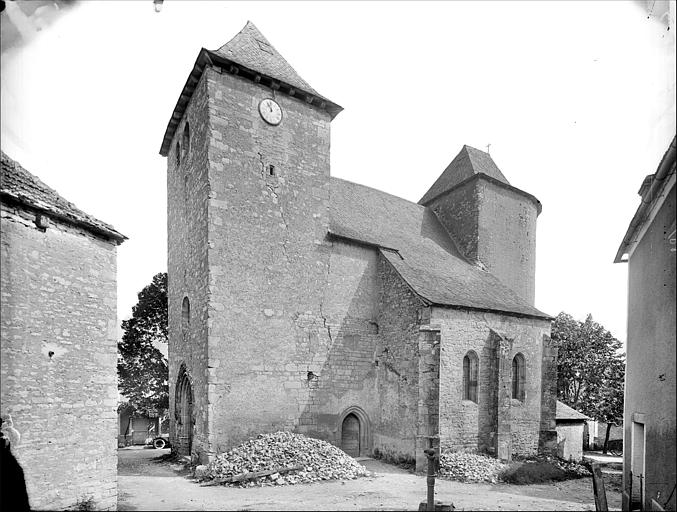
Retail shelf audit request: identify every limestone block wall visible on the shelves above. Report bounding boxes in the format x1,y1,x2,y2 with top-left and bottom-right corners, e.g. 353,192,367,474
434,307,551,457
374,255,426,461
427,178,538,305
0,204,118,511
476,180,538,305
304,241,380,453
167,69,211,459
203,67,335,455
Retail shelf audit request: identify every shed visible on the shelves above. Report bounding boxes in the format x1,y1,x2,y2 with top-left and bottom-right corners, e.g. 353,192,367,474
555,401,590,461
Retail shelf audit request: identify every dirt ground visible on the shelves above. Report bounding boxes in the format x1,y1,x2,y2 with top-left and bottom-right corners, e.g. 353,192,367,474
118,447,622,511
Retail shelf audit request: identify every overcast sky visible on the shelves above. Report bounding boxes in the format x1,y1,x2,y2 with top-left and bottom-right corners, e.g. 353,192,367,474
1,1,675,344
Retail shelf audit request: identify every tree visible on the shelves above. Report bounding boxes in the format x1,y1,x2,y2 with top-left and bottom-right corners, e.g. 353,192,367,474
551,312,625,453
118,272,168,415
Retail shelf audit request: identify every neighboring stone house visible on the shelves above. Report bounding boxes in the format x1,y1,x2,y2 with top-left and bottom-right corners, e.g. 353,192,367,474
555,401,589,462
160,21,557,471
0,152,126,510
615,135,676,512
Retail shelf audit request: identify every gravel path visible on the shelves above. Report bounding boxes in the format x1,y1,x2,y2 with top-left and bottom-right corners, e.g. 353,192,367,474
118,447,621,511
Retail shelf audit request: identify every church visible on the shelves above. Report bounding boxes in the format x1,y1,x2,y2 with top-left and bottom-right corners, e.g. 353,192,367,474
160,21,557,470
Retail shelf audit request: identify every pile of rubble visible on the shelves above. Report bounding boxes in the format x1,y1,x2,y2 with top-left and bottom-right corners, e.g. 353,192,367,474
198,431,368,487
438,451,508,483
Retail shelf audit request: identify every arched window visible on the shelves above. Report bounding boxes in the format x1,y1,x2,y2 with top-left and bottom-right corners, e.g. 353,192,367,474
512,353,526,401
181,297,190,340
175,140,181,166
182,122,190,158
463,351,479,403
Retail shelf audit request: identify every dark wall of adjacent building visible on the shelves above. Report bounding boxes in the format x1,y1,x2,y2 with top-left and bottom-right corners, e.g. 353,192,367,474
623,181,676,511
0,202,118,510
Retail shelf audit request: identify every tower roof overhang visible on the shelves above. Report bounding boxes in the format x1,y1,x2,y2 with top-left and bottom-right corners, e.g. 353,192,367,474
159,49,343,156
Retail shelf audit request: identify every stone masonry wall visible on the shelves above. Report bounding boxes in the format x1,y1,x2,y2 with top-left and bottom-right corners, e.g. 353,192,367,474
203,67,335,456
434,307,551,457
476,180,538,305
375,255,426,461
167,70,211,459
427,178,538,306
0,203,118,511
302,241,380,453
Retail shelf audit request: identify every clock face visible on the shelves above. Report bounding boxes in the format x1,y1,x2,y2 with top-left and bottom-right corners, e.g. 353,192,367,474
259,98,282,126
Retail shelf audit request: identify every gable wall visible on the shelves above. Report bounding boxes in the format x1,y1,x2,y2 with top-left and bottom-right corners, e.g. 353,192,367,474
1,203,118,510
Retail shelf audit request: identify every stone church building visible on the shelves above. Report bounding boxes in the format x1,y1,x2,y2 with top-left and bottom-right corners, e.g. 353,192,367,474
161,22,557,469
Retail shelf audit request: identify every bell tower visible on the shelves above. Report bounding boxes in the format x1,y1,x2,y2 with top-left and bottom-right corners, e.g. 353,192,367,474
160,21,342,462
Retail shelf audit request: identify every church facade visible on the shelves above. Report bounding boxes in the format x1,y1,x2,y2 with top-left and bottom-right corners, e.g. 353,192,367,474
161,22,557,469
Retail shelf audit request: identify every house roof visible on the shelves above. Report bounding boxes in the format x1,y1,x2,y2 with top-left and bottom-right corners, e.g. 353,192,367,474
418,146,542,214
614,134,677,263
328,177,551,320
0,151,126,244
556,401,590,422
159,21,342,156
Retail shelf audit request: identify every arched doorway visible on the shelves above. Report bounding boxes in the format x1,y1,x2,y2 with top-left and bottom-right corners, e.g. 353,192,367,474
175,366,193,456
341,413,360,457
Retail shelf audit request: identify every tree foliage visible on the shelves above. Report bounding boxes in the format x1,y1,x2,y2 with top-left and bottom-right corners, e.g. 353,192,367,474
118,272,168,415
551,312,625,429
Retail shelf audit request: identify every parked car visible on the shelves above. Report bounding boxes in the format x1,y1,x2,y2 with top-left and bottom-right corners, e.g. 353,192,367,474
146,433,171,449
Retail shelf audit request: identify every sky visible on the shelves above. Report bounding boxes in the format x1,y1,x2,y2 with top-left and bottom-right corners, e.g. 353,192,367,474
1,1,675,344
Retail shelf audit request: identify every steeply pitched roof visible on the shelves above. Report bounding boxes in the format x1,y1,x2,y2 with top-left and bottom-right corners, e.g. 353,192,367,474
328,177,551,320
556,401,590,422
159,21,342,156
419,145,510,205
213,21,320,97
0,151,126,244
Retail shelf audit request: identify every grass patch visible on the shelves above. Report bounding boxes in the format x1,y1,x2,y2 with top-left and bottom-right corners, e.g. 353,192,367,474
372,448,416,471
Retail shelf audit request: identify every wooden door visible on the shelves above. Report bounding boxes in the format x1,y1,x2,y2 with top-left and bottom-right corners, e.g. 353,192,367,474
342,413,360,457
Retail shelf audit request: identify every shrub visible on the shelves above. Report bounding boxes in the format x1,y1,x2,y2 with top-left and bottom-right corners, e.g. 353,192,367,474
499,461,569,485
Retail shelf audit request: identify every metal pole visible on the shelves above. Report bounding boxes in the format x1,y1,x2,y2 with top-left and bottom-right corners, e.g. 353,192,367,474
425,448,436,511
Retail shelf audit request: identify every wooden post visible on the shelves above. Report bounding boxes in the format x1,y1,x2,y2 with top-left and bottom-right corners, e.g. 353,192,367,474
591,463,608,512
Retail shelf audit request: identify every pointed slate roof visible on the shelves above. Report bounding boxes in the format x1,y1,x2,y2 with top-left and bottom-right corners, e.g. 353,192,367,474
328,177,551,320
213,21,320,97
0,151,126,243
419,145,510,205
160,21,342,156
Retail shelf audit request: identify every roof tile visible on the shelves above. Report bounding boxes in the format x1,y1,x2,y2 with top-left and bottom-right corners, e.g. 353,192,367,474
1,151,125,243
419,145,509,205
329,177,550,319
213,21,320,97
